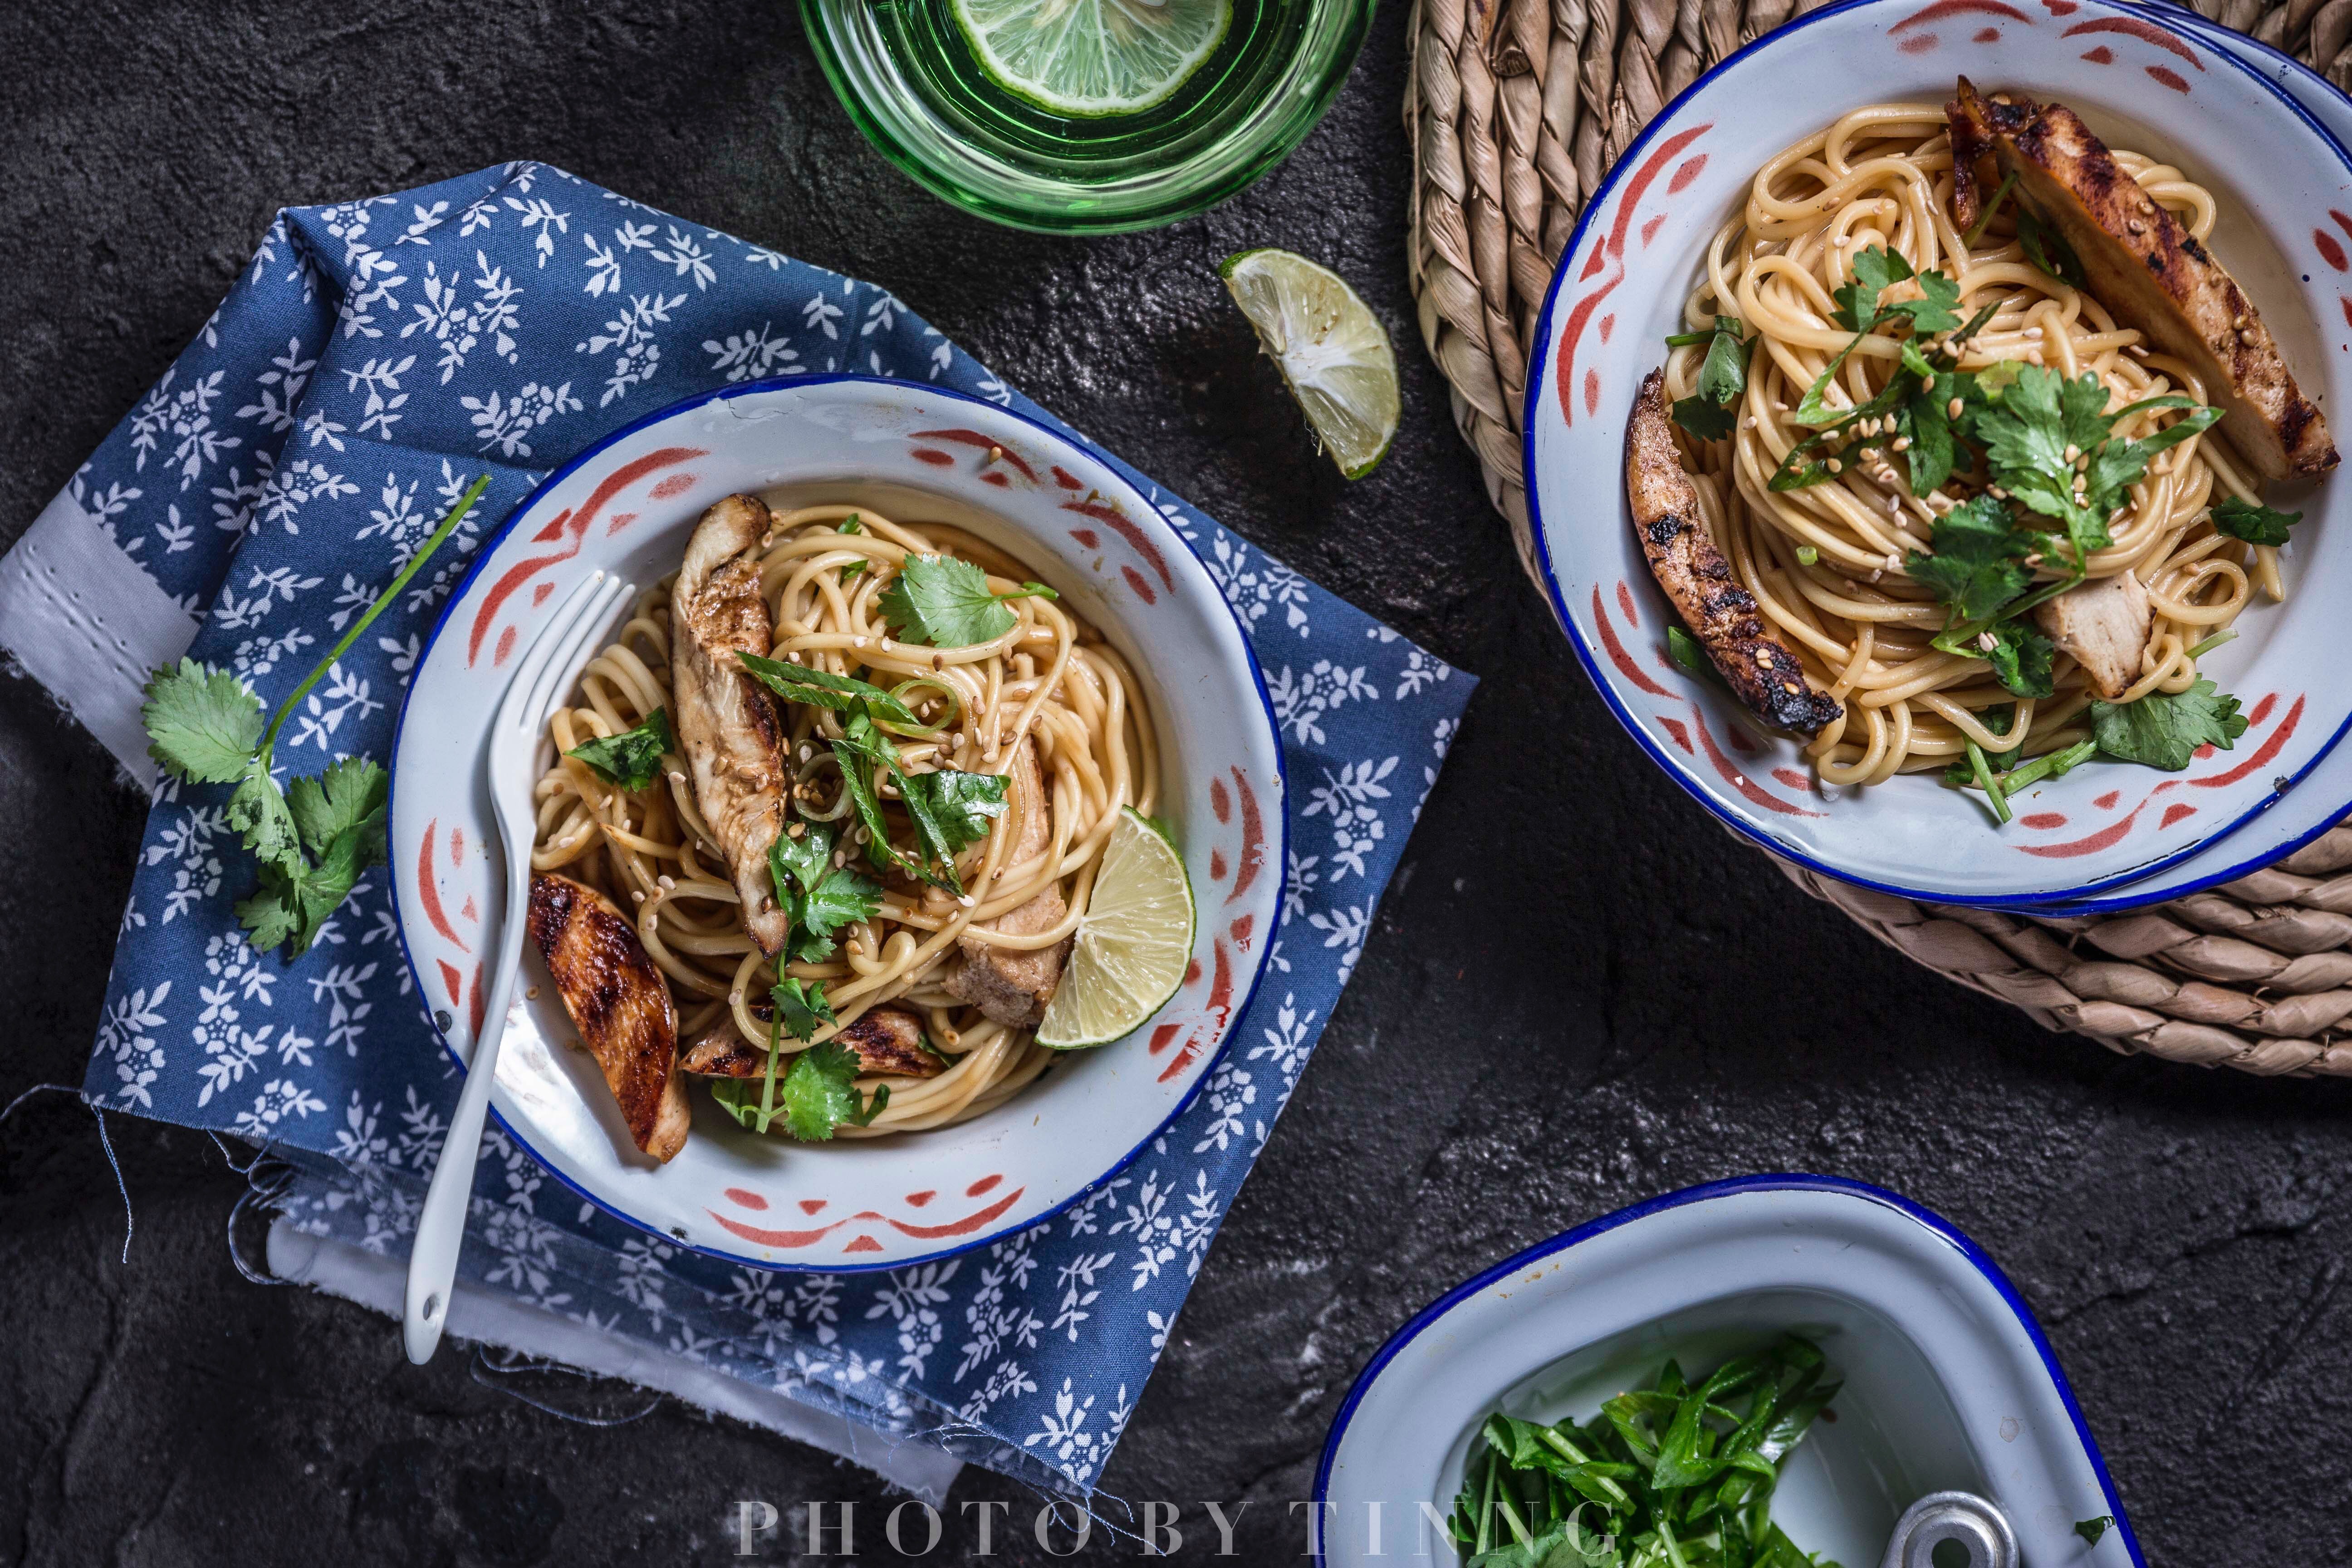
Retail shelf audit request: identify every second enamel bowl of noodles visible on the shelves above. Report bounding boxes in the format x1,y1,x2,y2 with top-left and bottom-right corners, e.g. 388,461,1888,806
1525,0,2352,907
385,377,1285,1270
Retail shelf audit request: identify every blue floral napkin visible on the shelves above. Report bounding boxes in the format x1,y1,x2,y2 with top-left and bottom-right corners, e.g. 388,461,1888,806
15,162,1473,1496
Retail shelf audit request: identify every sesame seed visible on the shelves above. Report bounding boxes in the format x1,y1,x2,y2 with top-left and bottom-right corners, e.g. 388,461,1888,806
1827,458,1843,474
2127,220,2145,235
526,985,540,1000
853,636,869,648
1756,649,1775,668
956,894,975,908
631,890,645,902
669,770,686,784
730,990,744,1005
787,651,802,664
1948,397,1965,420
2063,444,2079,463
787,821,804,838
1883,553,1902,572
932,653,944,671
833,850,847,867
988,444,1003,462
1743,416,1758,431
1782,681,1801,695
1891,435,1911,451
658,874,675,889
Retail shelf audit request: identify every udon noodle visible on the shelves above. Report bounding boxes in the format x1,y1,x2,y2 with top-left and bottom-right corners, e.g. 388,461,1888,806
530,502,1158,1135
1662,102,2275,785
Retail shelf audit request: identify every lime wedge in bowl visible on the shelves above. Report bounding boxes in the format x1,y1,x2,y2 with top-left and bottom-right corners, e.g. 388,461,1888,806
949,0,1233,118
1037,808,1196,1049
1220,247,1400,479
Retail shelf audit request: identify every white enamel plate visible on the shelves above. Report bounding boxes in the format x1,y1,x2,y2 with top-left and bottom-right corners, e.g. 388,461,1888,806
1525,0,2352,906
1314,1176,2143,1568
388,377,1286,1271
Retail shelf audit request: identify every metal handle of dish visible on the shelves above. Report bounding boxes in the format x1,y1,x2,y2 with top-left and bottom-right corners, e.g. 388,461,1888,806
1879,1492,2018,1568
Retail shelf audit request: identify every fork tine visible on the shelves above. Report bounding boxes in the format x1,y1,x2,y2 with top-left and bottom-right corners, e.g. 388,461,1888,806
521,576,631,737
496,569,608,735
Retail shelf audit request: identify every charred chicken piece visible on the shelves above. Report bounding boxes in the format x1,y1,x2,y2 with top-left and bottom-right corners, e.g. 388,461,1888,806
1948,77,2336,481
671,494,794,956
944,739,1072,1030
678,1004,942,1080
526,873,689,1161
1625,371,1842,735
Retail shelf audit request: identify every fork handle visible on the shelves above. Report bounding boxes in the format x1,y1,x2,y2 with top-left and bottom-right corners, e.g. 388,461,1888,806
402,905,527,1365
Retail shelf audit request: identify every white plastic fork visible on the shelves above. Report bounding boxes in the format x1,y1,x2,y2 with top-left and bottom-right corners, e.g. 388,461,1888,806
403,568,633,1365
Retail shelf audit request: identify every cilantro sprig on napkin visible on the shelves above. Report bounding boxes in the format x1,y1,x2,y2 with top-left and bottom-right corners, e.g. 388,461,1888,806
139,474,490,958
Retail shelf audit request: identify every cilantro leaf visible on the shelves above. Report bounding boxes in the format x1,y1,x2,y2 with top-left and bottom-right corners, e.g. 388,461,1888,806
1696,316,1751,406
141,659,264,784
836,514,866,581
769,821,836,902
2084,400,2220,521
1903,387,1958,496
2075,1516,2115,1547
286,755,388,867
1672,395,1736,441
235,820,368,958
1832,246,1913,332
2091,678,2248,770
772,975,837,1043
2016,205,2085,287
563,707,676,790
1666,623,1713,680
738,652,923,728
227,755,302,870
2212,495,2301,546
710,1036,890,1140
790,868,884,963
878,554,1058,648
1904,496,2035,621
901,768,1011,857
1981,619,2056,699
1883,269,1964,333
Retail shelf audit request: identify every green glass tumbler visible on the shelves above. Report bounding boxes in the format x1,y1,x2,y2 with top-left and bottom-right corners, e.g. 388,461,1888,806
801,0,1375,235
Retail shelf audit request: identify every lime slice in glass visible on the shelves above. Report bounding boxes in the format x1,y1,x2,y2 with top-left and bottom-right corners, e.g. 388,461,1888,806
1036,808,1196,1050
948,0,1234,118
1220,247,1400,480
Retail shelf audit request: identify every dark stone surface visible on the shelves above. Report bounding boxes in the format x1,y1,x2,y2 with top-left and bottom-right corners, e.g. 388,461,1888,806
2,1,2348,1563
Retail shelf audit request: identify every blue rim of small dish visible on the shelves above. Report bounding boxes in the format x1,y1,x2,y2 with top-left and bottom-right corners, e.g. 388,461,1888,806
1518,0,2352,912
2016,9,2352,913
383,372,1292,1275
1309,1172,2146,1568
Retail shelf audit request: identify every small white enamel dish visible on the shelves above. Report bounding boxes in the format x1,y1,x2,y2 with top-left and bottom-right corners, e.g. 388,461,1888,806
387,376,1287,1271
1313,1176,2141,1568
1524,0,2352,908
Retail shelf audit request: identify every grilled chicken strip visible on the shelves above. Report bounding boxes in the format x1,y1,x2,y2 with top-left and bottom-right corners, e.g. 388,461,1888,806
2034,571,2153,702
944,739,1072,1030
679,1005,942,1080
1948,78,2337,481
1626,372,1842,735
672,493,794,956
527,873,690,1161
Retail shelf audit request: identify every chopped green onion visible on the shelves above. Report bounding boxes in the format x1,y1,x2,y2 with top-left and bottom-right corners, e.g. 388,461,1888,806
1795,545,1820,566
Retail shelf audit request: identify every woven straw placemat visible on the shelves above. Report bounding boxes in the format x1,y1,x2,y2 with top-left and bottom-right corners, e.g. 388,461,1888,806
1404,0,2352,1075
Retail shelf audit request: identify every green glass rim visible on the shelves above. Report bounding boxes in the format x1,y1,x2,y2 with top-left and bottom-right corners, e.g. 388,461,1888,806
799,0,1376,235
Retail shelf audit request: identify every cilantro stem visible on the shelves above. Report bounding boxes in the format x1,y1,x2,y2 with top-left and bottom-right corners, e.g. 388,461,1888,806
262,472,491,754
756,1008,784,1134
1996,737,2098,793
2187,628,2238,661
1961,171,2019,250
1966,737,2012,823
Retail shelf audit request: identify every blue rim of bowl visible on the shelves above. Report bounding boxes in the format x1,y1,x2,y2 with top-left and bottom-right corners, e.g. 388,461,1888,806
1986,6,2352,914
1308,1172,2146,1568
383,372,1291,1275
1517,0,2352,911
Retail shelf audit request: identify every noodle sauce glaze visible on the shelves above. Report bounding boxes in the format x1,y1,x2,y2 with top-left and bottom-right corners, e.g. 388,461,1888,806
388,377,1284,1268
1526,0,2352,907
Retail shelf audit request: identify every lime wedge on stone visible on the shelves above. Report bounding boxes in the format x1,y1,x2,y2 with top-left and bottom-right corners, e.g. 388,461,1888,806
949,0,1232,118
1036,808,1196,1050
1220,248,1401,480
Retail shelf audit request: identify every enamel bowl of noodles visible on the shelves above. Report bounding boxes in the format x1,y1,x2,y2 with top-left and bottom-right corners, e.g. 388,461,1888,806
1524,0,2352,907
386,376,1285,1269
